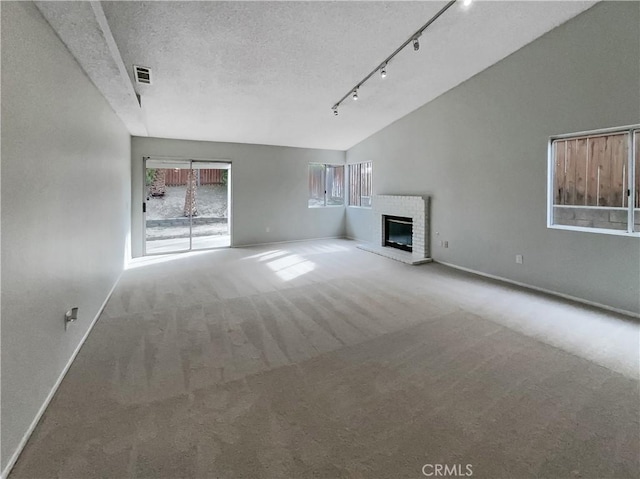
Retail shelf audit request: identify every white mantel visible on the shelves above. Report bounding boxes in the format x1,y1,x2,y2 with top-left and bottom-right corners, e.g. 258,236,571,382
358,195,432,265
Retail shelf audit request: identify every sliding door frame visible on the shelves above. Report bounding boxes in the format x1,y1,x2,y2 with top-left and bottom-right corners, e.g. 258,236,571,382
142,156,233,256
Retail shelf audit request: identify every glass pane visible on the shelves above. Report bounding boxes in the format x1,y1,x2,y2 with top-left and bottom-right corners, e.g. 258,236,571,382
361,162,372,207
552,133,628,231
190,166,230,250
349,164,360,206
635,130,639,232
145,162,191,254
388,219,412,247
308,164,325,207
326,165,344,206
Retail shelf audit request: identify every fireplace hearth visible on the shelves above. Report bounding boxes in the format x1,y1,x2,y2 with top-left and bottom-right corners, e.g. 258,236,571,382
384,215,413,252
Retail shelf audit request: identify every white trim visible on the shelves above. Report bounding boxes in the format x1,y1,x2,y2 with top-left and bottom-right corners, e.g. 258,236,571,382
1,273,123,479
308,161,345,167
436,260,639,319
553,205,631,210
630,130,638,233
234,235,346,248
626,131,633,231
546,139,554,228
144,154,232,163
548,224,640,237
228,166,234,247
549,124,640,141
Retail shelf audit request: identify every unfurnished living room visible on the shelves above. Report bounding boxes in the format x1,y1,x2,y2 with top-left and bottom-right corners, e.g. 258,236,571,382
2,1,639,478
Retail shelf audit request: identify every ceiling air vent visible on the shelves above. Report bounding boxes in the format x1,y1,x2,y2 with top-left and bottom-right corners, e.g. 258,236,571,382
133,65,152,85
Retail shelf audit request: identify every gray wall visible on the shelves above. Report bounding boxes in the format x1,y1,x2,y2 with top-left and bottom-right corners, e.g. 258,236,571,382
131,137,345,256
1,2,131,472
346,1,640,314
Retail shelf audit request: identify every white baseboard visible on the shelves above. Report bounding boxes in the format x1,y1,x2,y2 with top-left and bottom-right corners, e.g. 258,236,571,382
436,260,639,319
1,273,123,479
233,235,347,248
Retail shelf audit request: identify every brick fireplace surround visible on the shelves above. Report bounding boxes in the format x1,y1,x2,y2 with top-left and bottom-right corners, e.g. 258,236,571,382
357,195,432,265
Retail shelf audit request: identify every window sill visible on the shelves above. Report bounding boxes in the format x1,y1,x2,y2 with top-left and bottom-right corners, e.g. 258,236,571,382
308,205,345,209
347,205,372,210
548,224,640,237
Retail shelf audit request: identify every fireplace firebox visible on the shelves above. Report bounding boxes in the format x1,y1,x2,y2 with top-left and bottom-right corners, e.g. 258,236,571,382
384,215,413,252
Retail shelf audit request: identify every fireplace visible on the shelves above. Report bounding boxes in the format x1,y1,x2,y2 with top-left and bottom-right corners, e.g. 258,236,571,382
384,215,413,252
356,195,431,265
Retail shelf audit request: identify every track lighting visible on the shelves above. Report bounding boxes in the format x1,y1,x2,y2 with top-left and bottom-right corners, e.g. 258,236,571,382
331,0,457,116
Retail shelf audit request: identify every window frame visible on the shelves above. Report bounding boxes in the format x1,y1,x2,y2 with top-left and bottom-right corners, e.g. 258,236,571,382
347,161,373,209
546,124,640,237
308,163,345,208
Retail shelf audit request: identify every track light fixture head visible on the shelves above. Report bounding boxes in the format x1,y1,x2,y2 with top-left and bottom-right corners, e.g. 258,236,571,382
352,89,358,101
380,63,387,79
413,37,420,51
332,106,338,116
463,0,473,6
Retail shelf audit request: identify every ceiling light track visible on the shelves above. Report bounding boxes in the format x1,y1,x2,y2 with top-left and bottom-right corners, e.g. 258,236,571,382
331,0,459,116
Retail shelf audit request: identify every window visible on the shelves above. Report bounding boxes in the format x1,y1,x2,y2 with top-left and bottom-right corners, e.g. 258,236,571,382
308,163,344,207
548,125,639,235
348,162,372,207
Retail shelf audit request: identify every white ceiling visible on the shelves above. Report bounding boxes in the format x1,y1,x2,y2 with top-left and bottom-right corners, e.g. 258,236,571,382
41,1,596,150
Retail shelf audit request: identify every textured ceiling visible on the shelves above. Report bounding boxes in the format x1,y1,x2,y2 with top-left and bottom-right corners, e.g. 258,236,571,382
34,1,147,136
73,2,595,150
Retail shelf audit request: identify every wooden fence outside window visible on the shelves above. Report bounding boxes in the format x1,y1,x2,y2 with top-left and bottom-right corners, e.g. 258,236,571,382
553,132,639,208
349,162,372,207
163,169,225,186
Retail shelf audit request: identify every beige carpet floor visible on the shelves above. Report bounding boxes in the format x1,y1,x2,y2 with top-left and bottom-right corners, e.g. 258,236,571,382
10,240,640,478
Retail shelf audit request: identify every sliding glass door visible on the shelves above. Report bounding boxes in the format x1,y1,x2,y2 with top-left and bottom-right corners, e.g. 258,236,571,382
144,158,231,255
190,161,231,251
144,159,191,254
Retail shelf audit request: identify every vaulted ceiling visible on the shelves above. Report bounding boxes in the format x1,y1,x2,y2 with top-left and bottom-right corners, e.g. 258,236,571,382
36,1,596,150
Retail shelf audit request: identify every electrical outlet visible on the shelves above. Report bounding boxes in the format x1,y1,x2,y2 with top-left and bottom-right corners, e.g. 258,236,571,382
266,226,270,233
516,254,523,264
444,241,449,248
